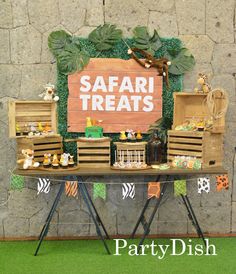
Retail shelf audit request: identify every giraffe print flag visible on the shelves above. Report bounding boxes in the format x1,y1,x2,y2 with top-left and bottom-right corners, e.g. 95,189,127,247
37,178,50,195
65,181,78,197
122,183,135,199
198,177,210,193
148,182,160,199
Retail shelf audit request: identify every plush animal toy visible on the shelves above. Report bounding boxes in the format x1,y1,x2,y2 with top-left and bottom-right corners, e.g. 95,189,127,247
17,149,40,169
128,48,171,88
39,83,59,101
194,73,211,93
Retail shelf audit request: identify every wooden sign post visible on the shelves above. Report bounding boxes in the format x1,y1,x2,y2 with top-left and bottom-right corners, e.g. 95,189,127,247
68,58,162,133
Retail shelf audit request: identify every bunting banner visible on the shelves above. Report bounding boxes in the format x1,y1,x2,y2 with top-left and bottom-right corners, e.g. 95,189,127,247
93,183,106,200
148,182,160,199
37,178,50,195
65,181,78,197
174,180,187,196
10,174,24,190
216,174,229,192
198,177,210,193
122,183,135,199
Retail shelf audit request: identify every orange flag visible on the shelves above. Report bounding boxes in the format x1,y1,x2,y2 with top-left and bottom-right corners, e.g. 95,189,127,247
65,181,78,197
148,182,161,199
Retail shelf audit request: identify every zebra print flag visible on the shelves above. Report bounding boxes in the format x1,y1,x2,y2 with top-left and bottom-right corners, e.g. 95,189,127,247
122,183,135,199
37,178,50,195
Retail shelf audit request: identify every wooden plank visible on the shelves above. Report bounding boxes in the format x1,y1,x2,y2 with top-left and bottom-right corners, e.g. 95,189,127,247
34,149,63,157
13,166,228,176
51,102,57,133
77,142,110,148
78,155,110,161
168,149,202,157
32,136,62,144
168,143,202,151
16,111,52,117
168,130,204,138
33,143,62,150
78,163,110,168
168,137,203,144
79,149,110,154
8,101,16,138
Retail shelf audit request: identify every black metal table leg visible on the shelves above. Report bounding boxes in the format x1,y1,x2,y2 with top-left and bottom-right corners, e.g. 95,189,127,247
130,175,161,238
34,181,65,256
181,194,207,247
81,181,110,239
137,182,168,253
78,181,111,254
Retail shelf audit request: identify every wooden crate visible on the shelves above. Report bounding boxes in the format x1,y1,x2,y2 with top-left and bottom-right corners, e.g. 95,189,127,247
17,136,63,164
172,92,225,133
114,142,147,163
77,138,111,168
167,130,223,168
9,101,58,138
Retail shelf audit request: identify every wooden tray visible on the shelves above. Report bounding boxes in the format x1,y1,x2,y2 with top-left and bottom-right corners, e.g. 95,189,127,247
18,165,79,172
111,166,151,171
37,165,79,172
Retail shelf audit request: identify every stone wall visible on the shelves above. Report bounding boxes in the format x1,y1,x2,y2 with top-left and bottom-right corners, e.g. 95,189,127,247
0,0,235,238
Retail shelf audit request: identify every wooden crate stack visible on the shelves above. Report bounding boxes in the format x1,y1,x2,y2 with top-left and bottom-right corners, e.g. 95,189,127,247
17,136,63,164
167,130,223,168
167,92,225,168
77,138,111,168
8,100,64,167
8,101,58,138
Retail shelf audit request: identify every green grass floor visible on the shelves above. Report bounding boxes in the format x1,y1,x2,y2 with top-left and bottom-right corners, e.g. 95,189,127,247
0,238,236,274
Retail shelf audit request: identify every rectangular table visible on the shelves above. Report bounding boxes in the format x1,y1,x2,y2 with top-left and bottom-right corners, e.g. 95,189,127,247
14,167,227,255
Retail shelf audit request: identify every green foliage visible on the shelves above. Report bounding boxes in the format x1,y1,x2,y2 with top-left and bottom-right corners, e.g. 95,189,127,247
166,48,195,75
48,30,90,75
88,24,123,51
57,44,90,75
132,26,162,55
48,30,72,57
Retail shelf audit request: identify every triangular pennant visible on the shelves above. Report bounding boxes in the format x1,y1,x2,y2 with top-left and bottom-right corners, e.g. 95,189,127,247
37,178,50,195
65,181,78,197
93,183,106,200
197,177,210,193
10,174,24,190
122,183,135,199
174,180,186,196
148,182,160,199
216,174,229,191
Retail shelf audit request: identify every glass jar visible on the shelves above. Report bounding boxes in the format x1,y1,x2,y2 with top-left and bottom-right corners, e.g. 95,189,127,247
147,130,163,165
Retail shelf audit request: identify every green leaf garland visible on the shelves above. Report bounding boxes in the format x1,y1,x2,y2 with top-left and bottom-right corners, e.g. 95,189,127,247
88,24,123,51
57,44,90,75
166,48,195,75
133,26,162,55
48,30,72,57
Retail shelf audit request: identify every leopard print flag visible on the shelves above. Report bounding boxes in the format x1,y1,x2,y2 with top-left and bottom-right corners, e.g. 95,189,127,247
198,177,210,193
216,174,229,191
